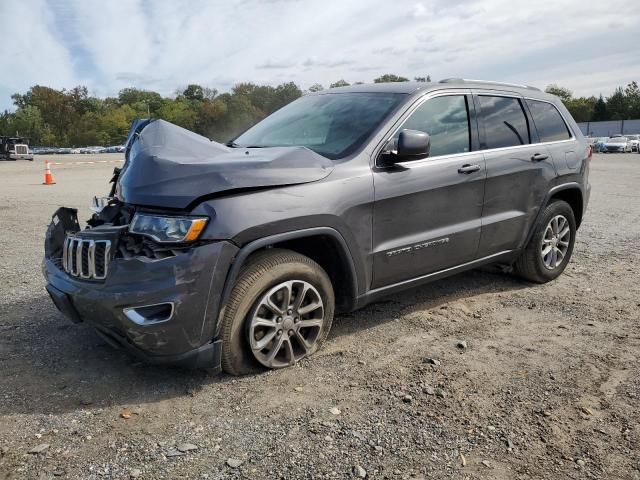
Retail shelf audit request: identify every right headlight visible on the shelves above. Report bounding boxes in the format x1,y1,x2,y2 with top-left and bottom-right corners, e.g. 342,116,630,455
129,214,209,243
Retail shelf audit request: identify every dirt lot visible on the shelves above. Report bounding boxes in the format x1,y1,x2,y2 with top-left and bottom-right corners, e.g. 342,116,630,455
1,153,639,480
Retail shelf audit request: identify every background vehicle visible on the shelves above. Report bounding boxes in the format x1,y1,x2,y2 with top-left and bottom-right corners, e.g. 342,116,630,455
602,136,632,153
626,134,639,152
0,136,33,161
103,145,125,153
593,137,609,152
44,80,591,375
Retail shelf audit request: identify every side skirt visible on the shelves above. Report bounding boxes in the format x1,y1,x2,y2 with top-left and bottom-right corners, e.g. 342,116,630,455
354,250,517,309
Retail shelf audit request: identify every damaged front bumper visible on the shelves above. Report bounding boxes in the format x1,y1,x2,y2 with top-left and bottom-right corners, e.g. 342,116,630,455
43,209,238,370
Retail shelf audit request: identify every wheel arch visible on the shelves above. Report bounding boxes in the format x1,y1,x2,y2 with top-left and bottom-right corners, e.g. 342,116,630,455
548,184,584,228
218,228,359,326
523,183,584,249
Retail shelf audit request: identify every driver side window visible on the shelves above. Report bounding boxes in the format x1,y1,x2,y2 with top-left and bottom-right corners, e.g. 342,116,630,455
394,95,471,157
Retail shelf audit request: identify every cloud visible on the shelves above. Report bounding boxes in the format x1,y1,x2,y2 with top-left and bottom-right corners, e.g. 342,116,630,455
303,57,356,68
412,3,428,18
257,60,297,69
1,0,639,109
0,0,76,105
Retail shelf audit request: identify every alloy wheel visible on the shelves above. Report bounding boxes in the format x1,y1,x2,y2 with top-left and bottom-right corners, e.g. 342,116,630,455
541,214,571,270
248,280,325,368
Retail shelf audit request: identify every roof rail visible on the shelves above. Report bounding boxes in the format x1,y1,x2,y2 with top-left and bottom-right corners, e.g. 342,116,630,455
439,78,541,91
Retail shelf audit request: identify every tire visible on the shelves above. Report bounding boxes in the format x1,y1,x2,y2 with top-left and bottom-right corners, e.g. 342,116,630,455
514,200,576,283
219,248,335,376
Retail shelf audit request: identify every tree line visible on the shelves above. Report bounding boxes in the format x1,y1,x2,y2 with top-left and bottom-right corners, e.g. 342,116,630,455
545,82,640,123
0,74,424,147
0,74,637,147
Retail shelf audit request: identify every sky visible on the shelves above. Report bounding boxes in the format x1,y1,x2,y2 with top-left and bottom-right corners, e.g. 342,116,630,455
1,0,639,111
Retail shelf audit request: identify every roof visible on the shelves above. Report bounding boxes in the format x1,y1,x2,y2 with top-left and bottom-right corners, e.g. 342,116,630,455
317,79,555,101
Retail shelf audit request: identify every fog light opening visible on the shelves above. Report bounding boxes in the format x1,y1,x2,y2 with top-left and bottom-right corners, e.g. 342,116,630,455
123,302,175,325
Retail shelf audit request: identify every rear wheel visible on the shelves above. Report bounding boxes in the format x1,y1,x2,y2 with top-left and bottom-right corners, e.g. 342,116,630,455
514,200,576,283
219,249,335,375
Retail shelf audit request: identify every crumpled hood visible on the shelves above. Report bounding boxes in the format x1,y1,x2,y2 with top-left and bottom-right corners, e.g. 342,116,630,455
117,119,334,209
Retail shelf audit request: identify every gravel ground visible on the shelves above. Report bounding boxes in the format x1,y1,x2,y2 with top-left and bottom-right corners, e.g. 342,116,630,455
1,153,639,480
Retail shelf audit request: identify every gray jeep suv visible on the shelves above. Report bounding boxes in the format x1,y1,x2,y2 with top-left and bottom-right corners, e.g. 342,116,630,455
43,79,591,375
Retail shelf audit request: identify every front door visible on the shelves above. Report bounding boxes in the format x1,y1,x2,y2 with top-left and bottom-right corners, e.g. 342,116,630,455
371,93,485,289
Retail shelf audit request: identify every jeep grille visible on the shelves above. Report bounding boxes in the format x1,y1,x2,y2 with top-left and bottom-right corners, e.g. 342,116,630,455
62,237,111,280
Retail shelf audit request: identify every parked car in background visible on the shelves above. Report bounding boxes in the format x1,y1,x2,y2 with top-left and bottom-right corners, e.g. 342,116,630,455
103,145,125,153
602,136,632,153
593,137,609,153
79,146,106,154
626,134,639,152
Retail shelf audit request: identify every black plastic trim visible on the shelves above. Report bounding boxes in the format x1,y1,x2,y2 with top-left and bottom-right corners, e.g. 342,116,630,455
218,227,360,321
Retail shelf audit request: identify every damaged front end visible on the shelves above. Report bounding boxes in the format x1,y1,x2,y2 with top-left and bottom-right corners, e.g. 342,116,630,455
43,190,236,370
43,118,333,369
41,122,245,369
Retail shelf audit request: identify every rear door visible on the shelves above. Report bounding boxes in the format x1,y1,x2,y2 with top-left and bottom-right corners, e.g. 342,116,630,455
474,91,557,256
525,98,578,175
371,91,486,289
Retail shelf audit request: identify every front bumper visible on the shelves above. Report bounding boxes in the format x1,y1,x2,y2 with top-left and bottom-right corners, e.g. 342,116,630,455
44,240,238,369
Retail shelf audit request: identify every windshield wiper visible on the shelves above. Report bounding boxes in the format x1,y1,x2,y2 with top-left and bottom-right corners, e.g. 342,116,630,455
225,141,270,149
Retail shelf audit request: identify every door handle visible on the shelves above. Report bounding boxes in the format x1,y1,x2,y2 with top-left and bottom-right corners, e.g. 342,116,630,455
458,164,481,174
531,153,549,162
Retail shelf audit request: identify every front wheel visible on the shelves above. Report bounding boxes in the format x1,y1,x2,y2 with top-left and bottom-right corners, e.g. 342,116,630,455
219,249,335,375
514,200,576,283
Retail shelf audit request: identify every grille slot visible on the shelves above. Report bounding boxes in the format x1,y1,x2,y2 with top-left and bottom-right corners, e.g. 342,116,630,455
15,145,28,155
63,236,111,280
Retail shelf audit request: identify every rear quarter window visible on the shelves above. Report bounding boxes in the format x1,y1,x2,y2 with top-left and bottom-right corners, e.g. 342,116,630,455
526,100,572,142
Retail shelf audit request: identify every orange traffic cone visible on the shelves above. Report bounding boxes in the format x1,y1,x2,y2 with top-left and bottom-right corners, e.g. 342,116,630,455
43,159,56,185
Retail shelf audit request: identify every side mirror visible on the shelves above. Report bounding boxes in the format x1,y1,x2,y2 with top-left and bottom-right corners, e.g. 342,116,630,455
379,129,430,166
398,129,430,159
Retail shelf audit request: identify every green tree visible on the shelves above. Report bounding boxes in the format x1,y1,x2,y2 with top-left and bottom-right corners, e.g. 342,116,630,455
624,81,640,118
157,99,198,130
565,97,595,123
592,95,608,121
414,76,431,82
606,87,627,120
308,83,324,92
374,74,409,83
11,105,45,143
330,79,350,88
544,84,572,103
271,82,302,111
182,84,204,102
118,88,163,114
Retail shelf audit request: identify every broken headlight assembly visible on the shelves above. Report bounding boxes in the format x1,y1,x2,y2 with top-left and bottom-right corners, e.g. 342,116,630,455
129,214,208,243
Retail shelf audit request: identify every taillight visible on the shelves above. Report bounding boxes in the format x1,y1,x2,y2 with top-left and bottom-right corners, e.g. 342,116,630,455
587,145,592,159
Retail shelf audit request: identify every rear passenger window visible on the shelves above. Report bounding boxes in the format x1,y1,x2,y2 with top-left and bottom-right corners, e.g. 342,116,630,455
526,100,572,142
478,96,530,149
395,95,470,157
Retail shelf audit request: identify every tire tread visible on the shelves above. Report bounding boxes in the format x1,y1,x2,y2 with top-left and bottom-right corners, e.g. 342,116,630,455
220,249,333,375
515,200,575,284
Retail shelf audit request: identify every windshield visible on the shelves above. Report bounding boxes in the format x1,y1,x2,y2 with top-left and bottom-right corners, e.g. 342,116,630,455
609,137,627,143
232,92,405,159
